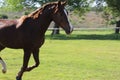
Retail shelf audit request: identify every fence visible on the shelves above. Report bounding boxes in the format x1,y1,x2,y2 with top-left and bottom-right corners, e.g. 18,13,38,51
48,27,120,31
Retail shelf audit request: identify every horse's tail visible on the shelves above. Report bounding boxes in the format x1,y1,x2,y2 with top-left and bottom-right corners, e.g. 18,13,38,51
0,57,7,73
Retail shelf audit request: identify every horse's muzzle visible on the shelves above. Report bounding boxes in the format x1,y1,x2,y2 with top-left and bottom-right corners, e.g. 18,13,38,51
66,28,73,34
65,24,73,34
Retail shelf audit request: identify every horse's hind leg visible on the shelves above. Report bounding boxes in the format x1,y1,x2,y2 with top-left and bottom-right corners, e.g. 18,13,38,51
0,46,6,73
0,57,7,73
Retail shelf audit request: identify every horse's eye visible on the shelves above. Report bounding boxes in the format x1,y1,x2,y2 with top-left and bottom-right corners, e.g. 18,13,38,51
58,13,62,16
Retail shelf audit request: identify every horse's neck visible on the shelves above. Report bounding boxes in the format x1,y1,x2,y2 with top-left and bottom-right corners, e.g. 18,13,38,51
32,10,52,33
22,14,51,36
38,16,52,34
18,8,52,34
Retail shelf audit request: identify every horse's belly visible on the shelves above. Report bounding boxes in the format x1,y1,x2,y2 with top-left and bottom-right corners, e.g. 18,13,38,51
0,40,23,49
6,42,23,49
0,33,24,49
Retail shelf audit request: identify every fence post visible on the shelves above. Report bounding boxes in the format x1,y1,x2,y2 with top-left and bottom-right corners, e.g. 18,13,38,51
51,23,60,35
115,20,120,34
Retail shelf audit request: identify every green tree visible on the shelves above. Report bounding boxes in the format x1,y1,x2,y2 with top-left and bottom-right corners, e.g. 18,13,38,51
95,0,120,17
1,0,24,11
1,0,91,15
95,0,120,33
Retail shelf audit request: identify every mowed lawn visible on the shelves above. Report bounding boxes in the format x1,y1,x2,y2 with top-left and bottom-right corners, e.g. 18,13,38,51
0,30,120,80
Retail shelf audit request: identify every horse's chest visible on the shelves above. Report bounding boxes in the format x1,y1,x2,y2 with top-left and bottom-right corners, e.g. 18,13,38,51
23,33,45,48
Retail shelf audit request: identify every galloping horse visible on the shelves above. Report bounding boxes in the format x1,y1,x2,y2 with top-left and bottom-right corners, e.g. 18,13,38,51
0,0,73,80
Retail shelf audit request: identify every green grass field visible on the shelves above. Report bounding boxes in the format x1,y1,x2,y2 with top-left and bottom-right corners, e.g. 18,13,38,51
0,30,120,80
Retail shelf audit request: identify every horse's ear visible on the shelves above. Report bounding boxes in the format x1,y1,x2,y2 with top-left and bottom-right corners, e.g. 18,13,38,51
58,0,62,7
62,1,67,6
58,0,67,7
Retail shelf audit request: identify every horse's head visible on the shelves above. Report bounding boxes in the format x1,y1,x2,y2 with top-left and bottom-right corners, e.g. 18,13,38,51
51,1,73,34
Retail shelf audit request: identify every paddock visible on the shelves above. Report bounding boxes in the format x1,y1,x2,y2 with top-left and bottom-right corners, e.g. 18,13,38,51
0,30,120,80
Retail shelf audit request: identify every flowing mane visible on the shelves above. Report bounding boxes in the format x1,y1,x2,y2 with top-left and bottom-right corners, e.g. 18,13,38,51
28,8,43,19
28,2,58,19
18,1,59,21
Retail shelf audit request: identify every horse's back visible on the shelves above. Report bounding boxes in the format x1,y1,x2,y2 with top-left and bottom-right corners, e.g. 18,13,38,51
0,19,17,27
0,19,18,36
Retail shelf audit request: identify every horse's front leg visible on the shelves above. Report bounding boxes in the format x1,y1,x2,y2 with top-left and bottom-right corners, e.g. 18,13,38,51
16,49,31,80
25,48,40,71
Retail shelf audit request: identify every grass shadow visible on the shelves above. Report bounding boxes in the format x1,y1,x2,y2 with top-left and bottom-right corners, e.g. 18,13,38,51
45,33,120,40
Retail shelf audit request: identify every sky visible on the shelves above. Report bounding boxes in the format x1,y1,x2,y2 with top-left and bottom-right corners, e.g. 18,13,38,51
90,0,107,7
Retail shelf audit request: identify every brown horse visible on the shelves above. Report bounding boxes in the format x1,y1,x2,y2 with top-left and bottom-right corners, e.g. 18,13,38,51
0,1,73,80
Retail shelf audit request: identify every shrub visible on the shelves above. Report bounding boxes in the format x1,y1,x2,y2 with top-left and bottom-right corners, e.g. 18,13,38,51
0,14,8,19
24,11,30,15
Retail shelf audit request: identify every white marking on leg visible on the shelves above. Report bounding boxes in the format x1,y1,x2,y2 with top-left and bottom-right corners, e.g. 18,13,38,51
0,59,7,73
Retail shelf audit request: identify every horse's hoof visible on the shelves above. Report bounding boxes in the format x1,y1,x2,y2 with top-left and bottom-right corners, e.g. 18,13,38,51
16,76,22,80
